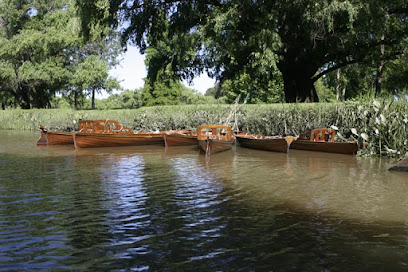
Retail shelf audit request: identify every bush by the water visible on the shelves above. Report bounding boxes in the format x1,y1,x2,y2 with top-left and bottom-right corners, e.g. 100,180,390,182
0,100,407,157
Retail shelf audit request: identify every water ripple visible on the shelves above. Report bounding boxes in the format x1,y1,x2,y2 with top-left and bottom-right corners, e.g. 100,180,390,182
1,133,408,271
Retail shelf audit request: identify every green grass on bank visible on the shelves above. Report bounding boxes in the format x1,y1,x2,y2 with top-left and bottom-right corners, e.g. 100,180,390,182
1,101,407,157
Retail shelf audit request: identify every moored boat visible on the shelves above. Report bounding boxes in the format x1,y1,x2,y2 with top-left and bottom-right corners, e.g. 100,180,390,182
163,130,198,147
74,132,165,148
197,125,235,155
74,119,166,148
290,128,359,155
37,125,75,145
236,133,295,153
389,158,408,172
37,120,101,145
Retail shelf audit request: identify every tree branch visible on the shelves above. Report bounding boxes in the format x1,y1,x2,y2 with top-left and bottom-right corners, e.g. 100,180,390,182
314,49,405,82
121,0,221,11
312,58,361,82
323,37,399,65
387,7,408,14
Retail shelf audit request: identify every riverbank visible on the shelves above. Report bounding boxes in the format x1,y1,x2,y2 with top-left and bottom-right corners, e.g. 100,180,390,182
1,100,407,157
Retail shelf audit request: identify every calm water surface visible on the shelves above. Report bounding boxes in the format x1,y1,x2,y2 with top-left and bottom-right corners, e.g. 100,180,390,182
0,130,407,271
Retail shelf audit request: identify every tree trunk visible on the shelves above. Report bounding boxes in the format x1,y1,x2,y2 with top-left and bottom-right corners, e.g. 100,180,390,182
91,88,95,109
375,62,385,96
54,94,58,108
17,86,31,109
74,90,78,110
336,69,341,101
375,35,385,96
277,8,321,103
281,68,319,103
341,83,347,101
375,60,385,96
1,103,5,110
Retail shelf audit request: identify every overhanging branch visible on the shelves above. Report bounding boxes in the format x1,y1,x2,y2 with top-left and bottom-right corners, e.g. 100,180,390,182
312,58,361,82
314,50,405,82
121,0,222,11
388,7,408,14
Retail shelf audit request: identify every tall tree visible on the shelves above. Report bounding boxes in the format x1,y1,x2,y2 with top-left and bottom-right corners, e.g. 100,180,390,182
0,0,77,108
77,0,408,102
0,0,121,109
64,21,122,109
141,27,201,105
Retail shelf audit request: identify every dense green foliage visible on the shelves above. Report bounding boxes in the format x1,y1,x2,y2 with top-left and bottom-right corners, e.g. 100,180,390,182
0,0,121,109
77,0,408,103
2,101,407,157
2,0,407,107
51,86,225,110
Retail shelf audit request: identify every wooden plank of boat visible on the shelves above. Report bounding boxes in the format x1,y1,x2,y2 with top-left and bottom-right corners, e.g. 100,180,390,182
37,126,75,145
197,125,235,155
236,133,295,153
36,120,100,145
198,138,235,155
74,131,165,148
388,158,408,172
163,130,198,147
291,140,359,154
74,119,168,148
290,128,359,155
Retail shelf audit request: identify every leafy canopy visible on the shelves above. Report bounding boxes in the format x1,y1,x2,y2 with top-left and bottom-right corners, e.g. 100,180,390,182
0,0,121,109
77,0,408,102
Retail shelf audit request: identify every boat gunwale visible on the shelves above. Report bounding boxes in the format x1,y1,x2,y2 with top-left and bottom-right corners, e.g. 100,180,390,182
47,131,76,136
236,133,288,141
292,139,358,145
75,132,166,138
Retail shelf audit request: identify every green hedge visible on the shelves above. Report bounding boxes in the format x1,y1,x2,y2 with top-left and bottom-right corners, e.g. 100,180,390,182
1,100,407,157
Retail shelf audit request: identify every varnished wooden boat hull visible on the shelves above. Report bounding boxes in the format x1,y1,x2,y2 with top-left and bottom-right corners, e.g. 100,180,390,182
290,140,359,155
164,133,198,147
74,133,165,148
236,135,289,153
37,131,75,145
198,139,235,155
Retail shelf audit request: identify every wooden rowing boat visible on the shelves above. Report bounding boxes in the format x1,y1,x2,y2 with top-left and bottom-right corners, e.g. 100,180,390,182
197,125,235,155
290,128,359,155
74,132,165,148
37,125,75,145
163,130,198,147
74,119,166,148
389,158,408,172
236,133,295,153
36,120,102,145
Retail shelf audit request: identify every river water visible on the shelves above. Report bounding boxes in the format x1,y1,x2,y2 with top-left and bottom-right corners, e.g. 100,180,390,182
0,130,407,271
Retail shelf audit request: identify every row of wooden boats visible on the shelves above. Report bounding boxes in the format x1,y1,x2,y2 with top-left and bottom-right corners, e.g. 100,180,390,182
37,119,360,155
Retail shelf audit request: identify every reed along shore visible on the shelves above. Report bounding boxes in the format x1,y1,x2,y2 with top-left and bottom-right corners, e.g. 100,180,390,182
1,100,407,157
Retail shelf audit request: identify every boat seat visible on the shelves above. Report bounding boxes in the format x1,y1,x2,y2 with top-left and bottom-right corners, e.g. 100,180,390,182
310,128,335,142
